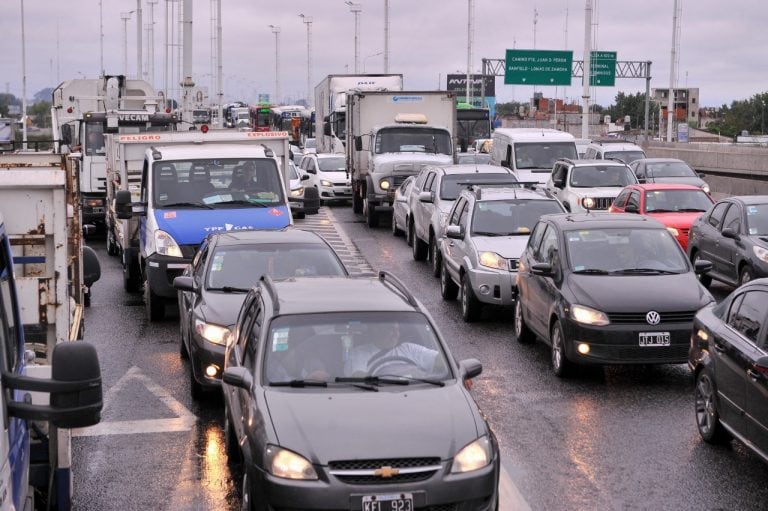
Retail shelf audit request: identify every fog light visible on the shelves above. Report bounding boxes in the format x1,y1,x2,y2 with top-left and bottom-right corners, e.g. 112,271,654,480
577,343,590,355
479,284,490,295
205,365,219,378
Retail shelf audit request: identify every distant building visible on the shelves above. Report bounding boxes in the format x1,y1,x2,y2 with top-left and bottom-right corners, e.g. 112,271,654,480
652,87,699,126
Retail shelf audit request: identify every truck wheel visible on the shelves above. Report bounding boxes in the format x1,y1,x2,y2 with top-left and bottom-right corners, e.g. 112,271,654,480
106,231,119,256
123,258,141,293
352,190,363,214
364,199,379,228
144,277,166,322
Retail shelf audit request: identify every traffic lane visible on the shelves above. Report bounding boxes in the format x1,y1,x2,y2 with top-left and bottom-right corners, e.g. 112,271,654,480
327,205,768,510
73,243,241,510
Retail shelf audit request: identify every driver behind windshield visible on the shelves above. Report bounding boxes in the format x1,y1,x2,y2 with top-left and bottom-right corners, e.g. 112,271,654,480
344,322,439,377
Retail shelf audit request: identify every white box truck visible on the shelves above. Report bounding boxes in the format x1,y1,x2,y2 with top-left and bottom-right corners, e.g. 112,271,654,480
346,91,457,227
315,74,403,154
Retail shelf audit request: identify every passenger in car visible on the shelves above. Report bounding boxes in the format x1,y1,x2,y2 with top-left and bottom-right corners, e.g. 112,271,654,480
344,323,438,376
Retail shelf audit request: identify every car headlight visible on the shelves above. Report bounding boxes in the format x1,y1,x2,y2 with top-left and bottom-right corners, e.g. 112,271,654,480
754,245,768,263
290,186,305,197
265,446,318,480
379,179,391,190
570,304,610,326
478,251,507,270
154,229,183,257
581,197,596,209
666,227,680,237
320,179,333,187
702,183,710,194
451,436,492,473
194,319,231,346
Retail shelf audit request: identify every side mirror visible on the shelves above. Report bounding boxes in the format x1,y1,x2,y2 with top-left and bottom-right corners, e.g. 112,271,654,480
530,262,553,276
222,367,253,390
115,190,133,220
445,225,464,240
637,177,646,184
697,172,706,178
418,191,434,203
300,174,310,181
173,276,198,294
693,258,713,274
306,168,316,175
459,358,483,380
323,121,332,137
624,204,639,214
355,136,363,152
553,179,565,189
721,228,740,241
4,342,103,428
501,159,511,169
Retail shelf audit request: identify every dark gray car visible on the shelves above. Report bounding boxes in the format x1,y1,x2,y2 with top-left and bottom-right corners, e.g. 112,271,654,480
630,158,710,194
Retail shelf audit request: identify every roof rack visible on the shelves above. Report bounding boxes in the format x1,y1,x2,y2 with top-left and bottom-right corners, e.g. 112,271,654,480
378,270,418,308
467,181,541,200
259,274,279,314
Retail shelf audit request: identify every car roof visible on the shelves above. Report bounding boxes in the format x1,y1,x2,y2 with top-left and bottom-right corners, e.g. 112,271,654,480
312,153,344,159
566,159,630,167
267,276,418,315
152,144,275,160
465,186,555,201
206,228,329,247
590,141,643,150
493,128,575,142
634,158,687,164
541,212,666,231
432,164,513,175
724,195,768,206
627,183,706,192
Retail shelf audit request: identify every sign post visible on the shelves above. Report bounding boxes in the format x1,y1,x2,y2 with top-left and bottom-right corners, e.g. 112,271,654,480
590,51,617,86
504,50,573,86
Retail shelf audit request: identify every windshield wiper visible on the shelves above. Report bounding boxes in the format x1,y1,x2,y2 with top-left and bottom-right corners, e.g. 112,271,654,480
646,208,676,213
161,202,214,209
675,208,708,212
611,268,681,275
373,374,446,387
209,286,251,293
215,199,272,207
335,376,409,387
572,268,610,274
472,231,505,236
269,379,328,388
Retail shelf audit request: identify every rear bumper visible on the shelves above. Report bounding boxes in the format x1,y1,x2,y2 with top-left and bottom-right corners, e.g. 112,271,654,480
146,253,192,298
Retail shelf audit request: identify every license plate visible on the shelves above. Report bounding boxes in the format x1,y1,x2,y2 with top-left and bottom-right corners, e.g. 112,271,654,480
362,493,413,511
639,332,671,346
91,207,105,214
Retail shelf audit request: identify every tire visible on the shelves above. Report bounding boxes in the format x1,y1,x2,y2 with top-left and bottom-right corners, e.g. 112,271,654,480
241,469,254,511
179,318,189,359
411,223,428,261
83,289,91,308
440,262,458,300
364,199,379,228
460,273,482,322
429,235,441,277
352,189,363,214
144,276,166,322
514,298,535,344
695,369,731,444
550,320,574,378
123,257,141,293
106,231,119,256
691,251,712,288
740,265,754,286
392,214,403,237
294,211,306,219
405,217,414,247
190,369,205,400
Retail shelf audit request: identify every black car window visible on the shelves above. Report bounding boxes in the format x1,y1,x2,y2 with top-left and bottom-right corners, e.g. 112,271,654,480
237,297,260,355
627,190,641,210
634,162,645,179
537,226,559,264
527,222,547,253
721,204,742,233
614,189,631,208
414,169,428,189
194,245,209,279
728,291,768,345
745,204,768,236
708,202,729,228
458,200,470,228
449,198,466,226
423,173,436,192
726,293,745,326
552,164,566,183
243,307,263,370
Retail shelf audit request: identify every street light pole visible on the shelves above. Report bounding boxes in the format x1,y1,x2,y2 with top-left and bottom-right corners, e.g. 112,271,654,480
299,14,313,108
383,0,390,73
363,52,383,73
20,0,28,150
136,0,143,79
466,0,474,106
345,2,362,74
121,11,134,78
269,25,281,105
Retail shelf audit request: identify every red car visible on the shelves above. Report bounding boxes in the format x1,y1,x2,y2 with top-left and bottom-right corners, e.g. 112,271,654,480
609,183,714,251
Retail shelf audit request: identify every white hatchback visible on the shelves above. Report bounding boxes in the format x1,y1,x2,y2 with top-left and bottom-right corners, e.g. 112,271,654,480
299,153,352,202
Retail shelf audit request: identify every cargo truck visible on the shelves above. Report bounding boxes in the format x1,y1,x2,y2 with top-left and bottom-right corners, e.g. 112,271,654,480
315,74,403,154
346,90,457,227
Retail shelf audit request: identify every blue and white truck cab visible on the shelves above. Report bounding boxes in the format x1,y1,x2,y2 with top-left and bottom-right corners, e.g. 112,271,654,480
113,132,294,321
0,213,103,511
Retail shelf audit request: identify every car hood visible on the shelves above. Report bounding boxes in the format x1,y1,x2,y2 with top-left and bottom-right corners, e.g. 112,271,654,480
472,236,530,259
265,385,480,462
318,171,349,182
570,186,623,197
374,153,454,170
567,273,711,312
198,291,249,328
645,211,704,229
648,176,706,188
154,207,291,246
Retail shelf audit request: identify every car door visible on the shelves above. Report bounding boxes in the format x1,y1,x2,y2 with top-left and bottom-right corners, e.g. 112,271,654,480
517,221,547,332
547,163,568,206
609,188,632,213
744,289,768,455
442,198,466,282
450,199,473,279
415,172,437,242
718,203,743,282
527,224,560,337
226,296,260,444
182,242,210,349
697,201,729,271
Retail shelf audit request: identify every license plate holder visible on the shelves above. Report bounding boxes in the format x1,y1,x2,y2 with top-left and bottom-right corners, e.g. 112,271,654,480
361,493,413,511
639,332,671,347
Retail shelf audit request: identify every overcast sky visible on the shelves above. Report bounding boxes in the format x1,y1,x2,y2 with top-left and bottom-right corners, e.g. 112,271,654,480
1,0,766,108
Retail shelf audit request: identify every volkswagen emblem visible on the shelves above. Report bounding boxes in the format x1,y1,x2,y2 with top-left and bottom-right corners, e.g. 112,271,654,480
646,311,661,325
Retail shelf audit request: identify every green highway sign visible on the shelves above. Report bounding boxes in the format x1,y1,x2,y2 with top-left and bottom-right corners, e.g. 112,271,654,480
504,50,573,86
590,51,617,86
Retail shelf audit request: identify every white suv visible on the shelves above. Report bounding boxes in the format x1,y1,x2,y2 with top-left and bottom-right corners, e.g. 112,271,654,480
299,153,352,202
545,158,638,213
583,139,646,164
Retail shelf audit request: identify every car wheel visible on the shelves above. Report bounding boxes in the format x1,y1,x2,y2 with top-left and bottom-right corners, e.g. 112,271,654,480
391,214,401,236
190,366,205,400
123,258,141,293
695,369,731,444
240,470,254,511
514,298,535,344
412,224,428,261
405,217,414,247
460,273,481,322
224,409,241,463
740,265,754,286
430,236,441,277
179,319,189,359
364,199,379,228
691,251,712,288
294,211,306,220
144,276,166,322
550,320,573,378
440,261,458,300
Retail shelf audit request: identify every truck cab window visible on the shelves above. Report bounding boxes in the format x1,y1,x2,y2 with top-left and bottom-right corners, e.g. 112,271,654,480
85,122,106,156
0,240,19,373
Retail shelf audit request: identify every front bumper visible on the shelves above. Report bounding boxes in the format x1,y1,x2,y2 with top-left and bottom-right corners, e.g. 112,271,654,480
189,332,226,388
146,252,193,298
319,183,353,200
467,267,518,305
82,194,107,225
561,319,692,365
250,455,499,511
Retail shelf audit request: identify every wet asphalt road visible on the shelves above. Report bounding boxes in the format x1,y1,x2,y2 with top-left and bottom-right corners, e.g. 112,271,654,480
72,204,767,511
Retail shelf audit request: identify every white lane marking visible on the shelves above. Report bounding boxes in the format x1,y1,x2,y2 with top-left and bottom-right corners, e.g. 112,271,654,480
72,366,196,437
499,461,532,511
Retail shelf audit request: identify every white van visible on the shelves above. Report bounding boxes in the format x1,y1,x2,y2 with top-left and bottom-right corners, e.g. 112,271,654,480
490,128,578,184
583,139,646,164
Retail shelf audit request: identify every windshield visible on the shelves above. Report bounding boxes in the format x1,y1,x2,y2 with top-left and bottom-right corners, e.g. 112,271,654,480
207,243,346,290
472,199,564,235
152,158,284,208
646,161,697,178
85,122,105,156
746,204,768,235
604,150,645,164
317,157,346,172
567,228,689,273
570,165,636,188
375,127,452,155
304,138,316,149
456,153,492,165
263,311,452,384
644,189,713,213
287,162,299,181
440,173,517,200
515,142,578,170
